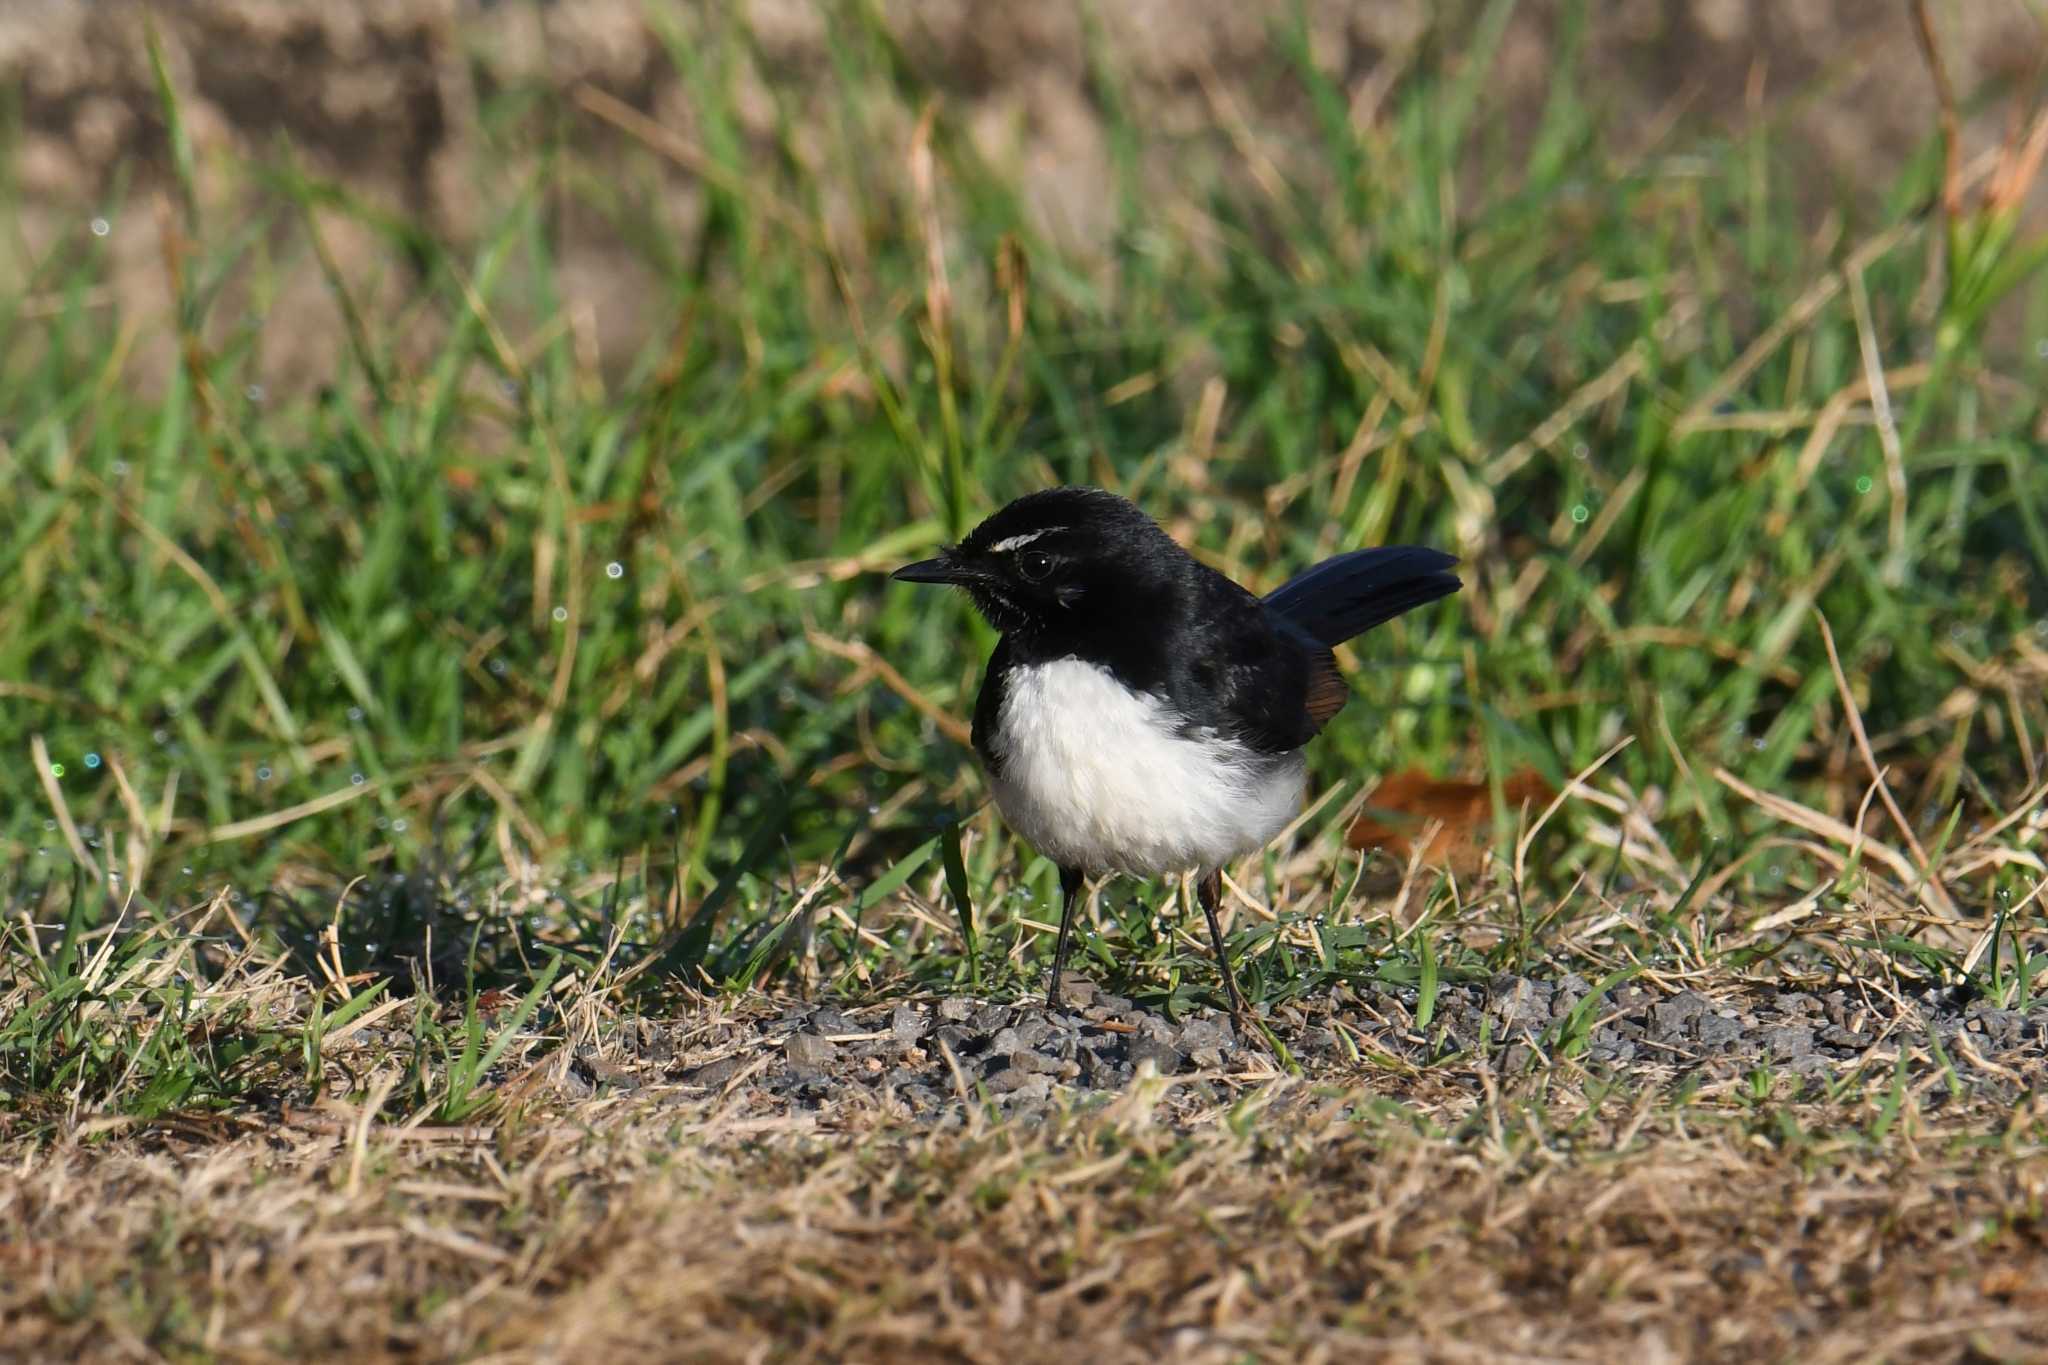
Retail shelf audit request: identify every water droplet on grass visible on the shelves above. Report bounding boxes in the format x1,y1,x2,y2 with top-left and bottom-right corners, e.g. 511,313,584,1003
1855,476,1873,494
393,819,408,833
89,216,110,237
245,384,266,404
350,772,366,786
49,763,64,778
347,707,364,722
552,606,569,623
110,460,129,476
1570,504,1590,524
83,752,101,770
605,561,624,580
1752,738,1765,751
257,766,273,781
153,728,169,744
489,658,508,675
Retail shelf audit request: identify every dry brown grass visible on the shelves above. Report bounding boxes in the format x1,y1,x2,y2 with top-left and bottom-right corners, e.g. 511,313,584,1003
5,1010,2046,1364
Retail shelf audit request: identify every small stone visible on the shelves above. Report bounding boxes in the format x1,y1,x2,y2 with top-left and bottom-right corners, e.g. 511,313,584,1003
890,1004,928,1041
684,1056,745,1088
1013,1015,1054,1049
986,1066,1032,1093
1694,1014,1742,1047
1502,1042,1536,1073
809,1008,855,1035
972,1003,1012,1032
1128,1036,1184,1075
1820,1026,1869,1049
1978,1010,2022,1046
1763,1025,1815,1058
1488,976,1553,1033
1614,985,1655,1012
1054,977,1098,1006
1651,991,1711,1036
1179,1016,1235,1052
938,997,974,1022
1003,1074,1054,1104
786,1033,836,1069
1094,993,1134,1014
987,1027,1024,1058
1013,1050,1065,1076
934,1024,976,1054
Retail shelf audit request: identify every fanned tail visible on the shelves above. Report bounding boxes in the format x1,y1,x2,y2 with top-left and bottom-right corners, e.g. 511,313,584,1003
1262,546,1461,647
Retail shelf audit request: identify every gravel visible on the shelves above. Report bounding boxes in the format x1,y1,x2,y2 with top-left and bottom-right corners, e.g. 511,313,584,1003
618,972,2048,1124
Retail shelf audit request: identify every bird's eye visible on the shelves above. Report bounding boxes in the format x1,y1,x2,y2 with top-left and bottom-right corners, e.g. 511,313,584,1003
1017,550,1054,581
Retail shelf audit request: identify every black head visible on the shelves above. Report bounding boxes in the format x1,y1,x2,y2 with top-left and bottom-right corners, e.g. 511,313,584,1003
890,487,1185,637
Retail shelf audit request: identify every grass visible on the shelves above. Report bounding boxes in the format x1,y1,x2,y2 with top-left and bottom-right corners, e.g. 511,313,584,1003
4,3,2048,1358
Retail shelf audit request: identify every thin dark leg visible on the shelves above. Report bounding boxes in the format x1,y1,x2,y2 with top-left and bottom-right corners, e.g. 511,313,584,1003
1045,864,1086,1012
1197,870,1248,1018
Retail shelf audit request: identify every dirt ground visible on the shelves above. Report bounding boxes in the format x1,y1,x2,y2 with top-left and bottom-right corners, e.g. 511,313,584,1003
6,981,2047,1362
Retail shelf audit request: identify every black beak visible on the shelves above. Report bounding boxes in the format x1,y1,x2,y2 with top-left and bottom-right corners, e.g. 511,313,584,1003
890,556,966,585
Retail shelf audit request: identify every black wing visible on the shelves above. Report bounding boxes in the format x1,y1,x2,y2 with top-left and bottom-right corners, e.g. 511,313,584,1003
1166,571,1344,754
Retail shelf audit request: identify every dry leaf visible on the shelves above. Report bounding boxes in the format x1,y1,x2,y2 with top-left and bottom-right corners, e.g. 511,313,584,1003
1345,768,1556,874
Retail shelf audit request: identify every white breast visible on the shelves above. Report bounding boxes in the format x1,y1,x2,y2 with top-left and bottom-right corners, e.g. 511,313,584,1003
983,658,1306,877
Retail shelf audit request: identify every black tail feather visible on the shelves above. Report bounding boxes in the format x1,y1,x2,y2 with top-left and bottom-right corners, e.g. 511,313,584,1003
1262,546,1461,647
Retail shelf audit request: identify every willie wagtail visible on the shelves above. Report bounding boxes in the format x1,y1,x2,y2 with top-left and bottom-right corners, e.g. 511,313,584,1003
893,486,1460,1015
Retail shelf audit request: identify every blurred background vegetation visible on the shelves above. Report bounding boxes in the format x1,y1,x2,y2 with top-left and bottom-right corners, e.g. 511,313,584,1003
2,1,2045,994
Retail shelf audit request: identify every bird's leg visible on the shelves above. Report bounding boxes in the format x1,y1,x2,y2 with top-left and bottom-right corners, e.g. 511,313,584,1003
1197,870,1249,1020
1045,864,1086,1013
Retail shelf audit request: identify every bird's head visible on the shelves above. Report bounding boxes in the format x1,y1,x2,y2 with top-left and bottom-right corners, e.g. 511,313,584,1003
890,487,1178,636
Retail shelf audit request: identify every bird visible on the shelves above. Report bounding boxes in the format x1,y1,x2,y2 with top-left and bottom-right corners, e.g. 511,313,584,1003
892,486,1460,1017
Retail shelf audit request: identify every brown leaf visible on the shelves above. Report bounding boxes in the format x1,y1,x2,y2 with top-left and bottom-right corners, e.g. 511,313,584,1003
1345,768,1555,875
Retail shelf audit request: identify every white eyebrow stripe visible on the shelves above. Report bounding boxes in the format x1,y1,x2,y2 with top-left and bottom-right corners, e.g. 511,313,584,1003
990,528,1063,553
